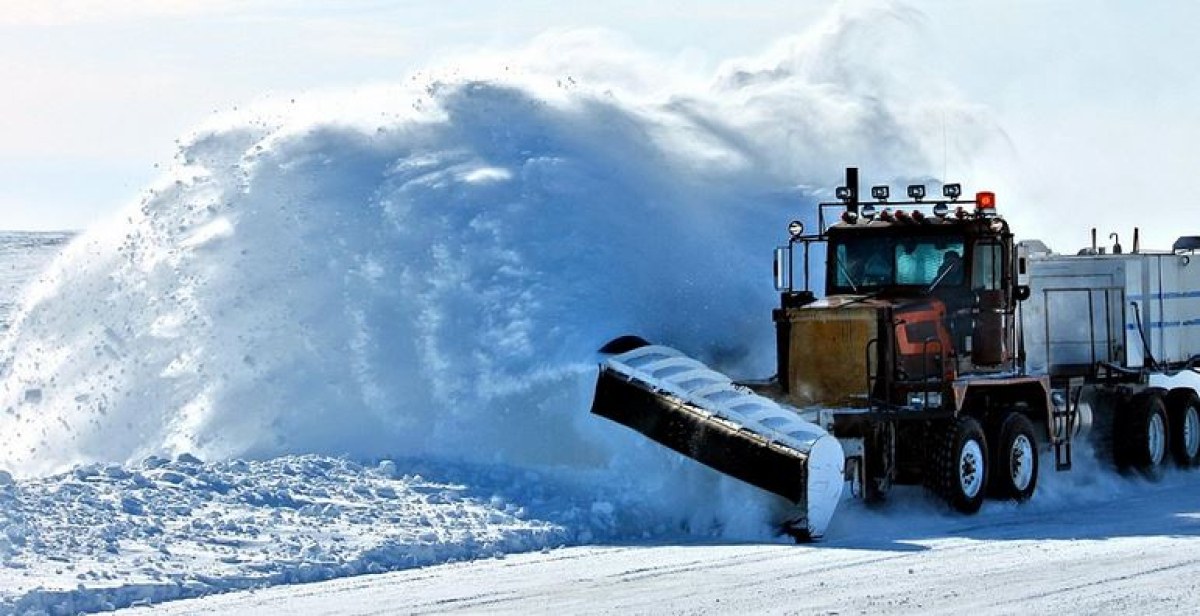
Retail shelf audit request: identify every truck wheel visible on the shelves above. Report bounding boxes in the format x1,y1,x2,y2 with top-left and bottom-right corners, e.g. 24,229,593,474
1115,391,1169,479
863,422,895,505
988,413,1038,502
926,416,988,514
1167,390,1200,467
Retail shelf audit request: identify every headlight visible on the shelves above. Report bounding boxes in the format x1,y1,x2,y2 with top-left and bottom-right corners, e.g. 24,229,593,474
908,392,942,409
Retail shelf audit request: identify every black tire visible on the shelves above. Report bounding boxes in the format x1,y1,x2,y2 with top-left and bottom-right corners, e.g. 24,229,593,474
599,335,650,354
1167,389,1200,468
988,412,1039,502
863,422,895,505
1114,391,1169,479
783,524,814,544
925,416,988,514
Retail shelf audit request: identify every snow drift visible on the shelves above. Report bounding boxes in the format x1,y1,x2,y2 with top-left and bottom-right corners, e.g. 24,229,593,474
0,4,1001,530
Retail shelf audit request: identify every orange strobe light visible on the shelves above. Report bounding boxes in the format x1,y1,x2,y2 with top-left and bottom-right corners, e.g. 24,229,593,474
976,191,996,212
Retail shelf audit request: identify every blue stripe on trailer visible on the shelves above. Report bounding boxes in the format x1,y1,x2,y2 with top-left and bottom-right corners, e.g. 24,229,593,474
1128,291,1200,301
1125,319,1200,330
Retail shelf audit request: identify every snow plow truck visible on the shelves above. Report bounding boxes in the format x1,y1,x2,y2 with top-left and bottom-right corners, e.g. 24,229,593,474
591,167,1200,541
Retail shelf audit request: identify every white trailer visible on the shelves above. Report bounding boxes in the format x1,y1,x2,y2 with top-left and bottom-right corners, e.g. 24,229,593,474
1021,236,1200,471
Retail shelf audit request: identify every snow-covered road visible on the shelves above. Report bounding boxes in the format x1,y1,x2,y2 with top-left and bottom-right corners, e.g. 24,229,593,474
143,476,1200,615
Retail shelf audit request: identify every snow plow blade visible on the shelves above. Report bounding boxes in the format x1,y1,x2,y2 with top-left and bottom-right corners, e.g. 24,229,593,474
591,344,844,539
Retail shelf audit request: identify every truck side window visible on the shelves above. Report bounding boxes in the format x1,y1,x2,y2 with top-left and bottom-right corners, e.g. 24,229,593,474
973,242,1003,290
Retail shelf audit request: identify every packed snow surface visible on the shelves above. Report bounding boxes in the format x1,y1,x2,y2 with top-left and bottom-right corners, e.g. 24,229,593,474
0,452,648,614
145,478,1200,615
0,447,1192,615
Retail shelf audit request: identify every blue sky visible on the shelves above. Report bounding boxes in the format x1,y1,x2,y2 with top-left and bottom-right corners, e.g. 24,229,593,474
3,1,1199,250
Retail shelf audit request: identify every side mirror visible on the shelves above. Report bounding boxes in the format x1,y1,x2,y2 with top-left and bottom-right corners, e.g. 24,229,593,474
774,247,789,291
1014,285,1031,302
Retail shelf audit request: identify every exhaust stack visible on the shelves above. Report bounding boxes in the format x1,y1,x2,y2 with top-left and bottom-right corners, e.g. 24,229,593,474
845,167,859,214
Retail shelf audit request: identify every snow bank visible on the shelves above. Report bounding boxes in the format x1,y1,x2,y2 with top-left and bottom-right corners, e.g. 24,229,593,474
0,453,593,613
1,448,1186,614
0,3,999,535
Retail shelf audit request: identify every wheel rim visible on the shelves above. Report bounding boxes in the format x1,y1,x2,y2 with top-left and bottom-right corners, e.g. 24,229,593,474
959,440,984,498
1185,406,1200,459
1148,412,1166,465
1010,434,1034,491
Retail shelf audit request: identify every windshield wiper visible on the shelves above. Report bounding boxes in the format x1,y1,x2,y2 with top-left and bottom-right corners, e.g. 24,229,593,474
842,288,887,307
926,261,959,295
836,259,860,294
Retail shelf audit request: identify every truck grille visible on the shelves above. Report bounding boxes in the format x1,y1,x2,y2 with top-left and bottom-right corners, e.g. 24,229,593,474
778,303,879,407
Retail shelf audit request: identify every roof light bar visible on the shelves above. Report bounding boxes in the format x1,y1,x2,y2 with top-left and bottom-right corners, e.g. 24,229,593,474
809,169,1005,234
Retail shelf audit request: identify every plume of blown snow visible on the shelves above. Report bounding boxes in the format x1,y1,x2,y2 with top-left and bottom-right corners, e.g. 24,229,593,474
0,2,1004,535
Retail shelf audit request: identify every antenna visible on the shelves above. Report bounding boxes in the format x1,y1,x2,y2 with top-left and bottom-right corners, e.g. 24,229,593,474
942,112,948,183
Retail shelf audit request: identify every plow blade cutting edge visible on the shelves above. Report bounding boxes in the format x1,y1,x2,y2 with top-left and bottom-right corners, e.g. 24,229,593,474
591,344,844,539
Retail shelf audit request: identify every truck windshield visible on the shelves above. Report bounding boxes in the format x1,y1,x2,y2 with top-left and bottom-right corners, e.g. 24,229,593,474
831,234,965,293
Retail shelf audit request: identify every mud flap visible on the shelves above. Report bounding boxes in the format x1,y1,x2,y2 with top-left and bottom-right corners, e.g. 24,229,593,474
591,345,844,539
